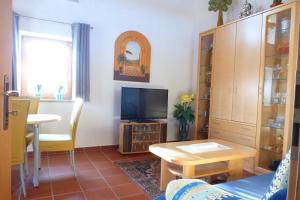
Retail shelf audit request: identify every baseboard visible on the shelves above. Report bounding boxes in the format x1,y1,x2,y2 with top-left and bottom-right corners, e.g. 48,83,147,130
76,145,119,152
27,144,119,155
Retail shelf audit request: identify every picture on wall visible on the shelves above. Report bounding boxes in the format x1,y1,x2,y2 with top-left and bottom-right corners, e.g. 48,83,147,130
114,31,151,82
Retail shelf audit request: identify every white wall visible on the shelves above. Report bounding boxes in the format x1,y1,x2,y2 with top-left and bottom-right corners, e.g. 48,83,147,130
14,0,216,147
226,0,289,22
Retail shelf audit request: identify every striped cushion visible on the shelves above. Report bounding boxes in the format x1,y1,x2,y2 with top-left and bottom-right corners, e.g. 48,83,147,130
166,179,242,200
262,150,290,200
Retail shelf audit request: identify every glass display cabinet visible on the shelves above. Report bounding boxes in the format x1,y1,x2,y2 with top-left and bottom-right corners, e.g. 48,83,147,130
195,31,214,140
257,4,297,172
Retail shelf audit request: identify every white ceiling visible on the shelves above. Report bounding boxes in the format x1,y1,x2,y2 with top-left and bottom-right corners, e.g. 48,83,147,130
13,0,214,31
18,0,207,18
65,0,79,3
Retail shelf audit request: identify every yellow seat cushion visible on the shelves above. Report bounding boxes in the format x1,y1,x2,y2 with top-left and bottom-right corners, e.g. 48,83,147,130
25,132,34,147
39,133,74,152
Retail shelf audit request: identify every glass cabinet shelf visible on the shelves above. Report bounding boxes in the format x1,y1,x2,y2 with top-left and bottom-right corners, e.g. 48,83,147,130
265,53,289,58
199,81,211,84
200,64,212,67
264,78,287,81
195,32,214,140
276,28,290,33
260,148,283,155
263,103,286,106
198,111,209,117
262,125,285,130
199,98,210,101
201,47,213,51
258,8,292,171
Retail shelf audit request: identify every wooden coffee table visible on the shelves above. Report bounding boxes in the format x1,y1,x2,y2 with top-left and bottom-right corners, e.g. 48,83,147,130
149,139,256,191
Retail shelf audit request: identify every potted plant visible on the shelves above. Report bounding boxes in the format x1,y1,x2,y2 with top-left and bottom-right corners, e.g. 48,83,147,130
35,84,42,97
173,94,195,141
208,0,232,26
140,64,145,75
118,54,126,74
56,86,64,101
271,0,283,8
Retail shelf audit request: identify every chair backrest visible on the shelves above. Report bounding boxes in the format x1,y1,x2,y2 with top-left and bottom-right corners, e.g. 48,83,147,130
70,98,84,147
28,97,40,114
10,98,30,165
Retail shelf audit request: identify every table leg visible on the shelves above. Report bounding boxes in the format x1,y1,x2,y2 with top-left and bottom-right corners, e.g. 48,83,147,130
228,159,244,181
160,159,176,191
33,125,40,187
182,165,195,179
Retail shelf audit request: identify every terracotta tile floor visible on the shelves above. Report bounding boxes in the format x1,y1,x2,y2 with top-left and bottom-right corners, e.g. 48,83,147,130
12,147,154,200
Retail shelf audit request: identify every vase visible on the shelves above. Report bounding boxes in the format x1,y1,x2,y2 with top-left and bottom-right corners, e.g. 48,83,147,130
217,10,223,26
240,0,252,18
271,2,283,8
179,122,189,141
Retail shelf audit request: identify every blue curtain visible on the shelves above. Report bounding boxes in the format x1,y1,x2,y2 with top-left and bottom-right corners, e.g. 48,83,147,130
12,12,19,90
72,23,90,101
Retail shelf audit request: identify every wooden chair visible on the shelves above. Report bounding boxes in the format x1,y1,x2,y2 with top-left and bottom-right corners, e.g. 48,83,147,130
24,97,40,175
28,97,40,114
39,98,84,175
11,98,30,198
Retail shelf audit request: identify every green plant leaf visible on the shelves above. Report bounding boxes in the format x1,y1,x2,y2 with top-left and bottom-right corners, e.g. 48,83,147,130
208,0,232,12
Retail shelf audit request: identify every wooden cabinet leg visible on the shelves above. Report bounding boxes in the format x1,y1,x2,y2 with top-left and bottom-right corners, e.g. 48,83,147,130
160,159,176,191
228,159,244,181
182,165,195,179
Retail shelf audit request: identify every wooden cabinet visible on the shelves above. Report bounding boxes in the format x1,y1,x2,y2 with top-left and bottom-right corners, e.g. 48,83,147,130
256,3,298,172
210,119,256,148
211,23,236,121
232,15,262,124
195,31,214,140
211,15,262,124
197,2,300,174
210,118,257,172
118,122,167,154
206,16,262,171
197,16,263,144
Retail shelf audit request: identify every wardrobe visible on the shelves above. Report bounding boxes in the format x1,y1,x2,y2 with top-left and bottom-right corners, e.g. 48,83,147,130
195,2,299,173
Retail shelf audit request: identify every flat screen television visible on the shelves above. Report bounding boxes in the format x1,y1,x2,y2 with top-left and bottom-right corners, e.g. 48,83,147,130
121,87,168,121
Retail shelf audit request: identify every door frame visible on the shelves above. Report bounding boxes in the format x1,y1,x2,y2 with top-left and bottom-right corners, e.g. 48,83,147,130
0,0,13,199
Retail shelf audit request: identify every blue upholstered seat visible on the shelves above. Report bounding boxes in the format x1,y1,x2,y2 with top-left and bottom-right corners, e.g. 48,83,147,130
215,173,275,200
154,173,275,200
156,150,290,200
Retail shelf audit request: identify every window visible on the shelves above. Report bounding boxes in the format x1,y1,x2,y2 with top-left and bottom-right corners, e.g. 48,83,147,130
20,34,73,100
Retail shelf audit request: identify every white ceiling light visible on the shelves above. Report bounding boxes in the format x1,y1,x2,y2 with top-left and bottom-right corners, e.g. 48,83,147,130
66,0,79,3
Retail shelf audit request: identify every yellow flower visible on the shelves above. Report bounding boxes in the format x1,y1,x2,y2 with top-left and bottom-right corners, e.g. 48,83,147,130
180,94,194,104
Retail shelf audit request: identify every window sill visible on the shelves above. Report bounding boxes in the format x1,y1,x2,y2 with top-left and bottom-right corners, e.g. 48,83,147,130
40,99,74,103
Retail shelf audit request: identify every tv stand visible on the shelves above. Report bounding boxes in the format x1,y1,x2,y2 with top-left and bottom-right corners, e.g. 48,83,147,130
118,121,167,154
129,119,157,123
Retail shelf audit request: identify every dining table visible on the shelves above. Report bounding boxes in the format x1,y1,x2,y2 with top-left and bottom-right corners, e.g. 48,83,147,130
27,114,61,187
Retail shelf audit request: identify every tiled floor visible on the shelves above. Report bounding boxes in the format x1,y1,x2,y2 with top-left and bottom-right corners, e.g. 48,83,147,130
12,147,154,200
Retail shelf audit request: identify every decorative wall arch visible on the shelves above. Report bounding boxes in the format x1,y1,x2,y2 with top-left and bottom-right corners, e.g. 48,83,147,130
114,31,151,82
